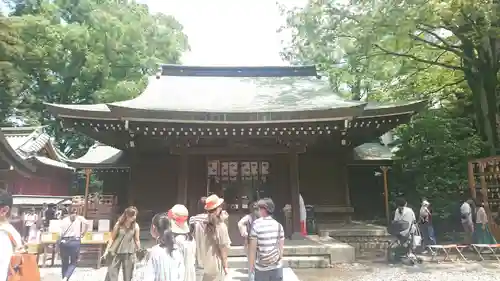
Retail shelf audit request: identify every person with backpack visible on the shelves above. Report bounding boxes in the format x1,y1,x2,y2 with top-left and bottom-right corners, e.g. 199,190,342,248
200,194,231,281
143,212,185,281
0,190,23,281
168,204,196,281
460,198,474,245
419,200,436,247
0,190,40,281
237,202,260,281
248,198,284,281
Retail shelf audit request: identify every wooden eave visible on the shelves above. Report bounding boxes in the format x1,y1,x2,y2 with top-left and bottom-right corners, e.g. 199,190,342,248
63,143,130,169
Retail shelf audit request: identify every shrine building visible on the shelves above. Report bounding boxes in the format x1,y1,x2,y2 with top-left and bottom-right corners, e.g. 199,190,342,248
46,65,425,243
0,126,74,197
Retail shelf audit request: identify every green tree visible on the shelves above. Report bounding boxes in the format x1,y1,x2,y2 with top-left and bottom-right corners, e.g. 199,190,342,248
2,0,188,156
282,0,499,154
0,15,26,125
393,108,484,220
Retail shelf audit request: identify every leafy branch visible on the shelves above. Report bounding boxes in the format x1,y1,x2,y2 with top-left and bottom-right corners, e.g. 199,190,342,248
373,44,463,71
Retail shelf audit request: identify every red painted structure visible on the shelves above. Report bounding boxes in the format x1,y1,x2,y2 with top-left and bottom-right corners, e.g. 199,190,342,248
0,127,74,197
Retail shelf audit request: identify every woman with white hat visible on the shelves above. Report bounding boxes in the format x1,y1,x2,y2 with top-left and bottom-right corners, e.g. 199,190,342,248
200,194,231,281
168,204,196,281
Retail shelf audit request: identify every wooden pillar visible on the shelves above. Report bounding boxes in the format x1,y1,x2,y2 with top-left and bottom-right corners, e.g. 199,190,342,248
83,168,92,217
289,151,301,236
177,153,188,205
479,162,487,201
467,161,475,198
343,156,351,207
127,169,134,207
380,166,390,225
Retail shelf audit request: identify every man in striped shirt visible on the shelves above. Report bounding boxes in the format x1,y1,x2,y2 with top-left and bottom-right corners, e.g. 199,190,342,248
248,198,285,281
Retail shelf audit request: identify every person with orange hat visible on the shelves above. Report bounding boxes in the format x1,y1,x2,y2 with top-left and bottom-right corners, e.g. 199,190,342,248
200,194,231,281
168,204,196,281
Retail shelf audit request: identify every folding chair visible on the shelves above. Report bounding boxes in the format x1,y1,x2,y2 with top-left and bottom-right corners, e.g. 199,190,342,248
471,244,500,262
427,244,468,262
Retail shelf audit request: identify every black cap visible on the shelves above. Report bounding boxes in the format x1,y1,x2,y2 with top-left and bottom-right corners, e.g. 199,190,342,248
257,198,275,214
0,190,13,208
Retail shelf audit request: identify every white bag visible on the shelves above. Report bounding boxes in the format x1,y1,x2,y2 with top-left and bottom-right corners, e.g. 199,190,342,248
132,250,151,281
413,235,422,247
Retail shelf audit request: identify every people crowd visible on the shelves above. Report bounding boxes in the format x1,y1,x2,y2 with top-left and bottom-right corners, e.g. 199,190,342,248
0,189,286,281
3,186,497,278
100,194,284,281
390,195,498,264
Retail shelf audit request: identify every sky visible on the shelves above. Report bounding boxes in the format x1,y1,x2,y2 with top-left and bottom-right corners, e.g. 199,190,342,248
139,0,307,66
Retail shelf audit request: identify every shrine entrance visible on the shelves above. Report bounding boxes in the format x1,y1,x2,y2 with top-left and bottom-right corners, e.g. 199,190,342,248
207,159,270,245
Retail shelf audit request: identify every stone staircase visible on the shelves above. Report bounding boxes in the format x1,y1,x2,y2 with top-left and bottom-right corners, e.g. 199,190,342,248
138,235,354,268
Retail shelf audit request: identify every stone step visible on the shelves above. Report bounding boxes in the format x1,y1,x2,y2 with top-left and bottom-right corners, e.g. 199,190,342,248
228,246,331,257
227,256,330,268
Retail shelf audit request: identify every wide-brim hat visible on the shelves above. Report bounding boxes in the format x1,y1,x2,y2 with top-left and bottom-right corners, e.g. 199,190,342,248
168,204,189,234
205,194,224,211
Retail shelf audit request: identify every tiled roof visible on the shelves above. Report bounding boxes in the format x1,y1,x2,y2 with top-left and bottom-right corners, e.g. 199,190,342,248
45,65,426,122
353,143,397,161
65,143,128,168
0,126,73,171
0,130,36,175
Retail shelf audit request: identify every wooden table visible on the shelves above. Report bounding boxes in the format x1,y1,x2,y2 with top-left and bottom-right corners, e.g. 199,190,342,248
40,232,110,268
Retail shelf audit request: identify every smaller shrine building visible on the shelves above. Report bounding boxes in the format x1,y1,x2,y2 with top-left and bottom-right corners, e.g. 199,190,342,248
0,126,74,196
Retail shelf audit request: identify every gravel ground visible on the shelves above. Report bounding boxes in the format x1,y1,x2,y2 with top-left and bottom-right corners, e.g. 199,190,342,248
294,262,500,281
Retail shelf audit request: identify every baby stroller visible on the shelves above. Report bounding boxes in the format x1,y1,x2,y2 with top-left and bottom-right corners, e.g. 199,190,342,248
387,220,423,265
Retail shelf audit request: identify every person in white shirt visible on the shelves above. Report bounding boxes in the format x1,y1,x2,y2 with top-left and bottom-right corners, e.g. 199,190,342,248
237,202,260,281
0,190,23,281
475,200,497,244
23,207,38,241
59,207,89,281
143,212,184,281
460,199,474,244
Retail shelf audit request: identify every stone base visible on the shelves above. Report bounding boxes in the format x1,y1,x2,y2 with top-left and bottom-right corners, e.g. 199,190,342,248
319,221,392,257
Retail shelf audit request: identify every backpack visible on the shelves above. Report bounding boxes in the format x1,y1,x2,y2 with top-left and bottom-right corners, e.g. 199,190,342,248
245,215,255,241
0,228,40,281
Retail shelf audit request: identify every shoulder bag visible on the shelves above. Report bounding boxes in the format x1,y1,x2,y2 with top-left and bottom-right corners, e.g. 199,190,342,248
58,219,77,245
258,220,283,267
1,228,41,281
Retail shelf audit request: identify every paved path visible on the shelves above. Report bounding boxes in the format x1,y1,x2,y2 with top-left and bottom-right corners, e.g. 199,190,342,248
40,262,500,281
40,267,300,281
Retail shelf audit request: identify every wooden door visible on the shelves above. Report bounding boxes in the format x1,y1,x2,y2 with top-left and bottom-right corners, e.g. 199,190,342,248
207,159,270,245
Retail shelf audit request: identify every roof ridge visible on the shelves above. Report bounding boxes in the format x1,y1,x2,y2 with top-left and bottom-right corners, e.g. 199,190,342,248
0,125,48,134
16,128,45,155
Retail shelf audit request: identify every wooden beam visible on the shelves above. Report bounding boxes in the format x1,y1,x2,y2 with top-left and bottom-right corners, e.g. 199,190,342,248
170,145,306,155
83,168,92,217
